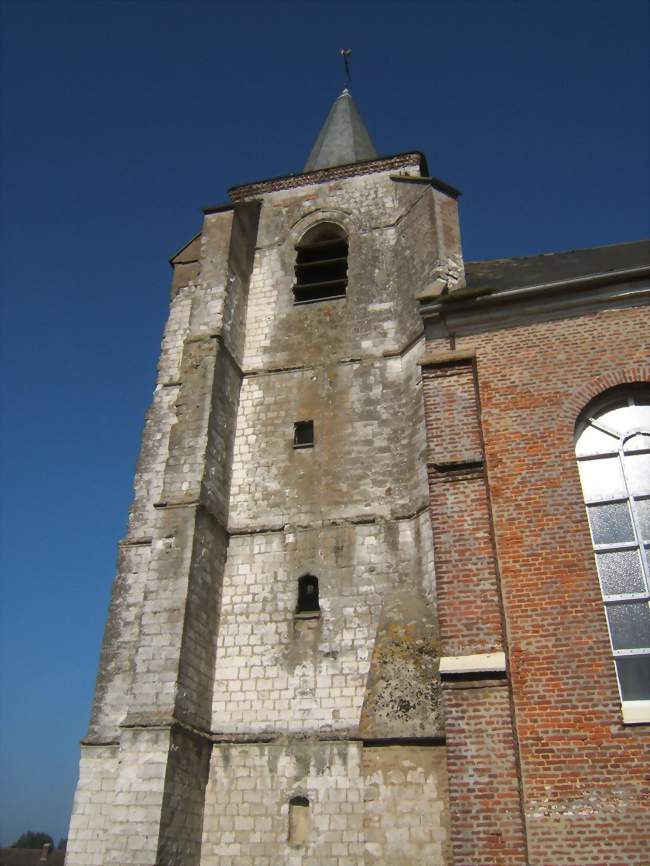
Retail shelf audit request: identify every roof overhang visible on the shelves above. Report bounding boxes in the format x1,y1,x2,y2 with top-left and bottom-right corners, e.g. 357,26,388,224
421,263,650,338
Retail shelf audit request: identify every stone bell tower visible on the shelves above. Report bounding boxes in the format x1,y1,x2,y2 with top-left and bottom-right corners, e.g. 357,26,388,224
67,88,465,865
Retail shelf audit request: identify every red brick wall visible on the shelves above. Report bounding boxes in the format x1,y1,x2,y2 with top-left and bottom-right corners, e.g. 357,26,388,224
428,465,503,657
422,354,528,865
424,304,650,864
445,682,528,866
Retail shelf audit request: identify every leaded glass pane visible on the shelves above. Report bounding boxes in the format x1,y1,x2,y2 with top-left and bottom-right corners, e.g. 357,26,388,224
576,388,650,708
587,502,634,545
575,424,618,457
596,550,646,596
578,457,626,501
626,433,650,452
606,601,650,651
635,498,650,541
600,405,650,434
626,405,650,427
615,655,650,701
623,452,650,497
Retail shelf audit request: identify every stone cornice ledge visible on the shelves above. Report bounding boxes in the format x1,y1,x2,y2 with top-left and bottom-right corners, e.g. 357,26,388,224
229,153,425,201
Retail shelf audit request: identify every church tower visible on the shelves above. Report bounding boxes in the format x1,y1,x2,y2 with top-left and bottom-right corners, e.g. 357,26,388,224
66,89,465,865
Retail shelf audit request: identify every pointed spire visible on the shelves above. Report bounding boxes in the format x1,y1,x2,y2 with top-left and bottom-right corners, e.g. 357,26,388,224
304,89,378,172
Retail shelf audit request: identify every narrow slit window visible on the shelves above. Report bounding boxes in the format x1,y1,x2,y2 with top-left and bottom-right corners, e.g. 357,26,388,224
575,385,650,721
296,575,320,617
288,796,310,845
293,420,314,449
293,223,348,304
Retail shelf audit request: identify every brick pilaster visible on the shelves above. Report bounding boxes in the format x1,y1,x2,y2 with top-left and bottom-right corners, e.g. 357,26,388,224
421,350,528,866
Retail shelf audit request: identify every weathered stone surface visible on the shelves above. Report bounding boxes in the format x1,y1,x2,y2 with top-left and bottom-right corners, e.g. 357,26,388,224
359,588,441,739
68,155,458,864
200,742,450,866
362,745,450,865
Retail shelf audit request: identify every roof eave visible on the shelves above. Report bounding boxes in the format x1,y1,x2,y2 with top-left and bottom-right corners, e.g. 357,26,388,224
420,265,650,327
420,264,650,320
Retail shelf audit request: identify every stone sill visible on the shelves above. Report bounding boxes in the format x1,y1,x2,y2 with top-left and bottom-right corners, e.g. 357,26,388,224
621,700,650,724
439,651,506,675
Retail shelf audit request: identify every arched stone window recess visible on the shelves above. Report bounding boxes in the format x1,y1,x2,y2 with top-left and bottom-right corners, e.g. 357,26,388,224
293,223,348,304
288,796,310,845
295,574,320,618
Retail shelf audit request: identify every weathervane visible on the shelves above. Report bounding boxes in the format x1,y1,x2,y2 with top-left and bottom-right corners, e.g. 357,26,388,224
339,48,352,89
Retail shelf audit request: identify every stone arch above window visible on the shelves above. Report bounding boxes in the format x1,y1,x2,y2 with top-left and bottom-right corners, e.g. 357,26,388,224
295,574,320,617
575,384,650,722
293,222,348,304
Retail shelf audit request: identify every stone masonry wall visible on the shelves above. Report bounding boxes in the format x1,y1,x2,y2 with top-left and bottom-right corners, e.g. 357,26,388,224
88,284,192,740
102,727,171,866
157,727,212,866
202,741,365,865
200,742,449,866
362,745,450,865
211,515,439,736
66,745,118,866
84,200,258,739
214,169,444,745
240,170,437,373
69,200,260,864
69,160,458,864
228,353,426,529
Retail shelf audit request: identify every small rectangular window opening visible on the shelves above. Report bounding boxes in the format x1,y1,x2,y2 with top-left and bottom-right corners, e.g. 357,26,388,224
293,420,314,449
288,796,310,845
296,574,320,617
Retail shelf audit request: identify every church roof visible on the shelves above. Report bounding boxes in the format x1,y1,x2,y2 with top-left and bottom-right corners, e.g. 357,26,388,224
304,89,378,171
465,239,650,293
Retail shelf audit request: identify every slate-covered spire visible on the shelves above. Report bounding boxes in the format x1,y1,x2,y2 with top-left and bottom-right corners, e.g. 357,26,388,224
304,89,378,172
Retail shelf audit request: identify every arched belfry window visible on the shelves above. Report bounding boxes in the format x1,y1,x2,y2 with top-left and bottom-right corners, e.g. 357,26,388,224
293,223,348,304
295,574,320,617
575,385,650,720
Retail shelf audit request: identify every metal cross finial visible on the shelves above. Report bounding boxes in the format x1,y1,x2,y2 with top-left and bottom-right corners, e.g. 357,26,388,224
339,48,352,88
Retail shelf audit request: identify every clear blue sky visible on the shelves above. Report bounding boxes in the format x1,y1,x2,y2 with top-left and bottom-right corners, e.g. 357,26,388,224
1,0,648,846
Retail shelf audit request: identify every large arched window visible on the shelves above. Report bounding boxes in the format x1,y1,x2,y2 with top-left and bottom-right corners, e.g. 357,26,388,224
293,223,348,304
575,385,650,720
